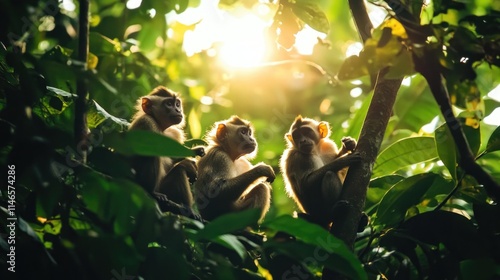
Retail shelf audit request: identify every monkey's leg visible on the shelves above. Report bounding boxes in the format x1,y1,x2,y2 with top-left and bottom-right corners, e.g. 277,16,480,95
233,184,271,221
159,169,194,207
307,171,344,229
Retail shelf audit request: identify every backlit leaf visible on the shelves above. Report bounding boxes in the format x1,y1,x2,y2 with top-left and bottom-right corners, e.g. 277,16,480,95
373,137,438,177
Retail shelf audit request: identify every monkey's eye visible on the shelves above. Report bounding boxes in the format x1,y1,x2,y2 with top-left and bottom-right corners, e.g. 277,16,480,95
300,127,315,138
166,100,173,106
175,100,181,107
240,128,250,135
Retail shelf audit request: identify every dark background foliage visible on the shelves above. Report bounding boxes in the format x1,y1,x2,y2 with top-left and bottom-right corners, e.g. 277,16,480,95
1,0,499,279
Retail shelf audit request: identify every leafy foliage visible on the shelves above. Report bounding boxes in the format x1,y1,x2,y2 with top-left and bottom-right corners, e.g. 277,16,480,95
0,0,499,279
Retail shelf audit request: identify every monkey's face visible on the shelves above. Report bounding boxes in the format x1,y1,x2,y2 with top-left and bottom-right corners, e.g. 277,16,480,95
292,126,318,154
151,96,183,130
163,97,183,124
230,126,257,157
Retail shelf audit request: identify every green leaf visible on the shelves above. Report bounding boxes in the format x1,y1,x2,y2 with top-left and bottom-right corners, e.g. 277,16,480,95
188,108,202,139
380,211,486,267
291,1,329,34
332,91,373,142
373,137,438,177
385,48,416,79
263,215,366,280
184,138,207,148
140,247,190,280
46,86,76,98
366,175,405,209
460,258,500,280
218,0,238,6
463,124,481,156
87,147,134,179
212,234,247,262
376,173,438,226
337,55,369,80
486,125,500,153
435,124,457,179
433,0,466,16
87,100,129,130
393,75,439,132
194,208,261,241
175,0,189,13
89,32,119,54
79,168,160,237
103,130,195,158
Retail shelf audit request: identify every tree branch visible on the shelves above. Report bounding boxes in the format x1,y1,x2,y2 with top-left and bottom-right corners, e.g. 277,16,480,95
386,0,500,201
75,0,90,164
323,0,403,278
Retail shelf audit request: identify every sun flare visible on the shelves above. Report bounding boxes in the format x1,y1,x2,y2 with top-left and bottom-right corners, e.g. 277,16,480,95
174,0,324,69
217,14,269,68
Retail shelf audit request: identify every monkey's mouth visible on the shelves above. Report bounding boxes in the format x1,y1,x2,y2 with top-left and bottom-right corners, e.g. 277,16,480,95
243,144,256,152
300,144,314,153
170,115,183,124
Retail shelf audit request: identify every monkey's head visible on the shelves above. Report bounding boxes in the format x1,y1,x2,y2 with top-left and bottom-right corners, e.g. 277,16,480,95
141,86,184,130
286,115,330,154
211,116,257,160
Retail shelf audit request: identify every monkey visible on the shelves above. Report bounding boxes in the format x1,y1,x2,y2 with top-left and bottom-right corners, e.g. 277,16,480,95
194,116,275,222
280,115,361,229
129,86,204,217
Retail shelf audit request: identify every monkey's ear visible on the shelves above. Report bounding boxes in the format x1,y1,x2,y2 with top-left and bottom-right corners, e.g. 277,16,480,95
141,97,152,114
318,122,329,138
285,133,293,143
216,123,227,140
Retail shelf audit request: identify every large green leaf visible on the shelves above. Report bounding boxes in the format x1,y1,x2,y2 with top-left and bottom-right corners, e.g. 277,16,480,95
337,55,369,81
376,173,438,226
211,234,247,262
435,124,457,180
366,175,405,210
194,208,261,241
291,1,330,34
140,247,190,280
373,137,438,177
79,168,160,240
486,125,500,153
460,258,500,280
87,100,130,130
331,91,373,142
103,130,195,158
263,215,367,280
392,75,439,133
89,32,119,54
462,123,481,157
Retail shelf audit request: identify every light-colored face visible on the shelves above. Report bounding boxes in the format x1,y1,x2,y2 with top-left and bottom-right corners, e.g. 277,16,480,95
217,123,256,159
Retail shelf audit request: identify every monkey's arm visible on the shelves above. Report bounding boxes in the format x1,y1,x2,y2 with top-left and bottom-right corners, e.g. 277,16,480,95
133,156,160,193
301,153,361,188
155,193,202,221
217,165,274,202
337,137,357,157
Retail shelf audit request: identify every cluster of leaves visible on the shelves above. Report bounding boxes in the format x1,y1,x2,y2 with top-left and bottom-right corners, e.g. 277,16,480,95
334,0,500,278
0,40,366,279
1,0,500,279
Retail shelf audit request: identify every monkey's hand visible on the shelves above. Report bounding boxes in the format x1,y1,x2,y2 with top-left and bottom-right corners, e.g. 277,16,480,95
255,164,276,183
154,193,204,221
341,136,357,153
175,158,198,183
192,146,205,157
335,152,362,166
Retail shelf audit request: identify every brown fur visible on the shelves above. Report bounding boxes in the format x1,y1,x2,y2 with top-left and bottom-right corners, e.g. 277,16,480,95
129,86,195,208
194,116,274,222
280,115,359,228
